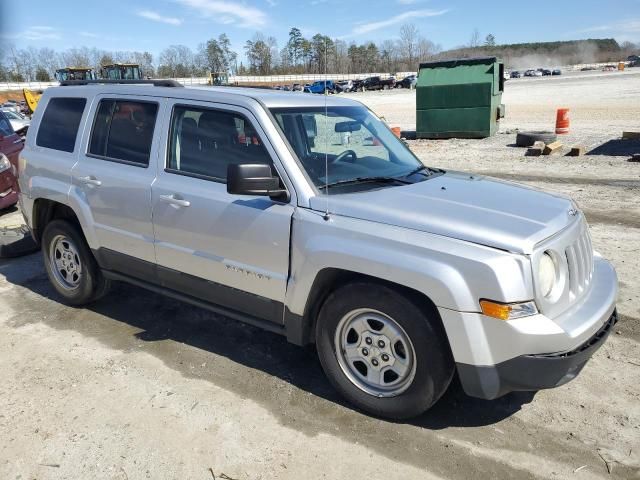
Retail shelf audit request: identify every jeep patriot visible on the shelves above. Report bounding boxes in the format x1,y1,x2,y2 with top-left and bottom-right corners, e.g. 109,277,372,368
18,80,618,419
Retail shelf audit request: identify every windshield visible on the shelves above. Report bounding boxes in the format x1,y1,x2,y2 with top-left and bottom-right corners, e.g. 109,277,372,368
271,106,428,190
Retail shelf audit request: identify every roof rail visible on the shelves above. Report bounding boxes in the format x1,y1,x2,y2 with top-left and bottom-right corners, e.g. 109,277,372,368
59,79,183,87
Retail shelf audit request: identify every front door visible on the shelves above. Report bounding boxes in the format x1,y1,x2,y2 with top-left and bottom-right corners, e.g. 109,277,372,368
151,100,295,323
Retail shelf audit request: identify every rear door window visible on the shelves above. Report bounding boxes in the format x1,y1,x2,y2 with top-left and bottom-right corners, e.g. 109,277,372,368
36,97,87,152
89,99,158,166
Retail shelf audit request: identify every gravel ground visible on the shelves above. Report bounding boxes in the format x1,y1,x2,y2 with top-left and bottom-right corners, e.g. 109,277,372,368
1,71,639,480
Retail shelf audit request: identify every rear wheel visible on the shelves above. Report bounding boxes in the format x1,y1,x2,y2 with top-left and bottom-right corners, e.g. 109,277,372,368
42,219,110,305
316,282,454,419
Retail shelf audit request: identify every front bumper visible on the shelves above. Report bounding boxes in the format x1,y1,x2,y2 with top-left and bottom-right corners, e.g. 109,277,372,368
439,256,618,399
456,309,618,399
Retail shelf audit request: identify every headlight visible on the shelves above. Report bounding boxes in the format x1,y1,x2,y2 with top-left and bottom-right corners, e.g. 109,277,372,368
538,251,557,298
0,154,11,174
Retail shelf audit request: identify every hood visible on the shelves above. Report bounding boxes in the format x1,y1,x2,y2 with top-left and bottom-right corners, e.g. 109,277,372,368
309,171,577,254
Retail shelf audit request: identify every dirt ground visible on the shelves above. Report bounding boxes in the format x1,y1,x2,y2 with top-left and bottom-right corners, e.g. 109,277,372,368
1,71,639,480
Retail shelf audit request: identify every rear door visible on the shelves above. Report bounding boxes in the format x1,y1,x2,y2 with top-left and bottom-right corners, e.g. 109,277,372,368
150,99,295,323
71,95,165,269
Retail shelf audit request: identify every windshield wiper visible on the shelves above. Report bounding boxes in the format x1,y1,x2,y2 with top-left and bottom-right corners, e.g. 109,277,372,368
323,176,412,189
403,165,436,177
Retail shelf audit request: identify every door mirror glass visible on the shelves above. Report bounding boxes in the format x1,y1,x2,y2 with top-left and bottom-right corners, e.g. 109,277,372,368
227,164,288,201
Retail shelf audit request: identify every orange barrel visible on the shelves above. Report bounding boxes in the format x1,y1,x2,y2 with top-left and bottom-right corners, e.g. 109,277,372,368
391,127,401,138
555,108,570,134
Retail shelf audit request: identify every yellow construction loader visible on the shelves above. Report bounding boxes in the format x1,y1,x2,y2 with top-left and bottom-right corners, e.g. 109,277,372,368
22,88,42,114
209,71,232,86
22,67,97,113
54,67,96,82
101,63,142,80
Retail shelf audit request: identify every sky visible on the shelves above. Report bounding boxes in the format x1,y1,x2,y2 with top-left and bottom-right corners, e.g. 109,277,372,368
1,0,639,59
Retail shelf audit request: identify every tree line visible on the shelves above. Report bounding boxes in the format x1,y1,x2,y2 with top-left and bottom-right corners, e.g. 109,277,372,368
0,23,440,81
1,25,637,82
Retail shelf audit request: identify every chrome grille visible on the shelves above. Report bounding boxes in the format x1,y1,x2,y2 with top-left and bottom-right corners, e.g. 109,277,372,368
565,226,594,299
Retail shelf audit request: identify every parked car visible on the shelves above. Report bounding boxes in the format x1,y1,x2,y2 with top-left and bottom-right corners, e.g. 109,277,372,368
581,66,597,71
304,80,336,94
0,110,24,210
1,102,21,115
503,71,511,80
20,81,619,420
552,69,562,76
351,79,365,91
524,69,536,77
336,80,354,93
362,76,395,91
291,83,304,92
396,74,417,89
1,109,30,137
538,68,552,76
0,153,19,210
602,65,616,72
510,70,522,78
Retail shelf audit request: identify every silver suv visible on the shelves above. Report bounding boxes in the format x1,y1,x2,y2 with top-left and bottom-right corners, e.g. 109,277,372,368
18,81,618,419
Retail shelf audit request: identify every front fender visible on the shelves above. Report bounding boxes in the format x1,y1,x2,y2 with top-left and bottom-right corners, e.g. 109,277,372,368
286,209,533,317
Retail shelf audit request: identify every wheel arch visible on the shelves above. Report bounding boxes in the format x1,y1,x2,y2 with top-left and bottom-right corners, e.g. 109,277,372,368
31,198,81,245
285,267,451,355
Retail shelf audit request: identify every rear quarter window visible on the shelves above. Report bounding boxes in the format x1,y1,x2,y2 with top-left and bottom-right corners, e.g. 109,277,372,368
36,97,87,152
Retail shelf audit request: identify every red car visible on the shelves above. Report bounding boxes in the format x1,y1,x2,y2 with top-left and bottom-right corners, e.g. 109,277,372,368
0,110,24,210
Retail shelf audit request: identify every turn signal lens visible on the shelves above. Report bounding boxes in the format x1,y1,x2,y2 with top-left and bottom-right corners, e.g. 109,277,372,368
480,300,538,321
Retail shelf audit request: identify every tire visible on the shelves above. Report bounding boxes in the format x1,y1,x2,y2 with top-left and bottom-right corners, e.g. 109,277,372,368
316,282,454,419
516,131,557,147
41,219,111,305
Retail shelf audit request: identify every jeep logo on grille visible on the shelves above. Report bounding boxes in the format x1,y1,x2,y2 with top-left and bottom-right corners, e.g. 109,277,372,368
568,208,578,217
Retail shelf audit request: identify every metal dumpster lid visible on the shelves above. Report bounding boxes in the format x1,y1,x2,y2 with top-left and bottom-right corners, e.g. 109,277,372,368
419,56,498,69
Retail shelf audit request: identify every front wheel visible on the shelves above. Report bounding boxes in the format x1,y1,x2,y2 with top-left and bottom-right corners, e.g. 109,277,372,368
316,282,454,419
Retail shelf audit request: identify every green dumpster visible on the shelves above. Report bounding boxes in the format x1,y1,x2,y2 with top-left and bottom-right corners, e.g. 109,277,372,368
416,56,505,139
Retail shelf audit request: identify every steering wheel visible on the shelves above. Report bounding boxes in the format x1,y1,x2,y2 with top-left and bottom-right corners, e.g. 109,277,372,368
332,149,357,164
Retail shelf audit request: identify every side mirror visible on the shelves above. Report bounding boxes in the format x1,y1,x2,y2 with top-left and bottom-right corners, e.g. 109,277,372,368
227,164,289,201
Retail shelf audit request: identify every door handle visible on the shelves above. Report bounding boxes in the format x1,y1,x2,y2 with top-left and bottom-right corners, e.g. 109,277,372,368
78,176,102,186
159,194,191,208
